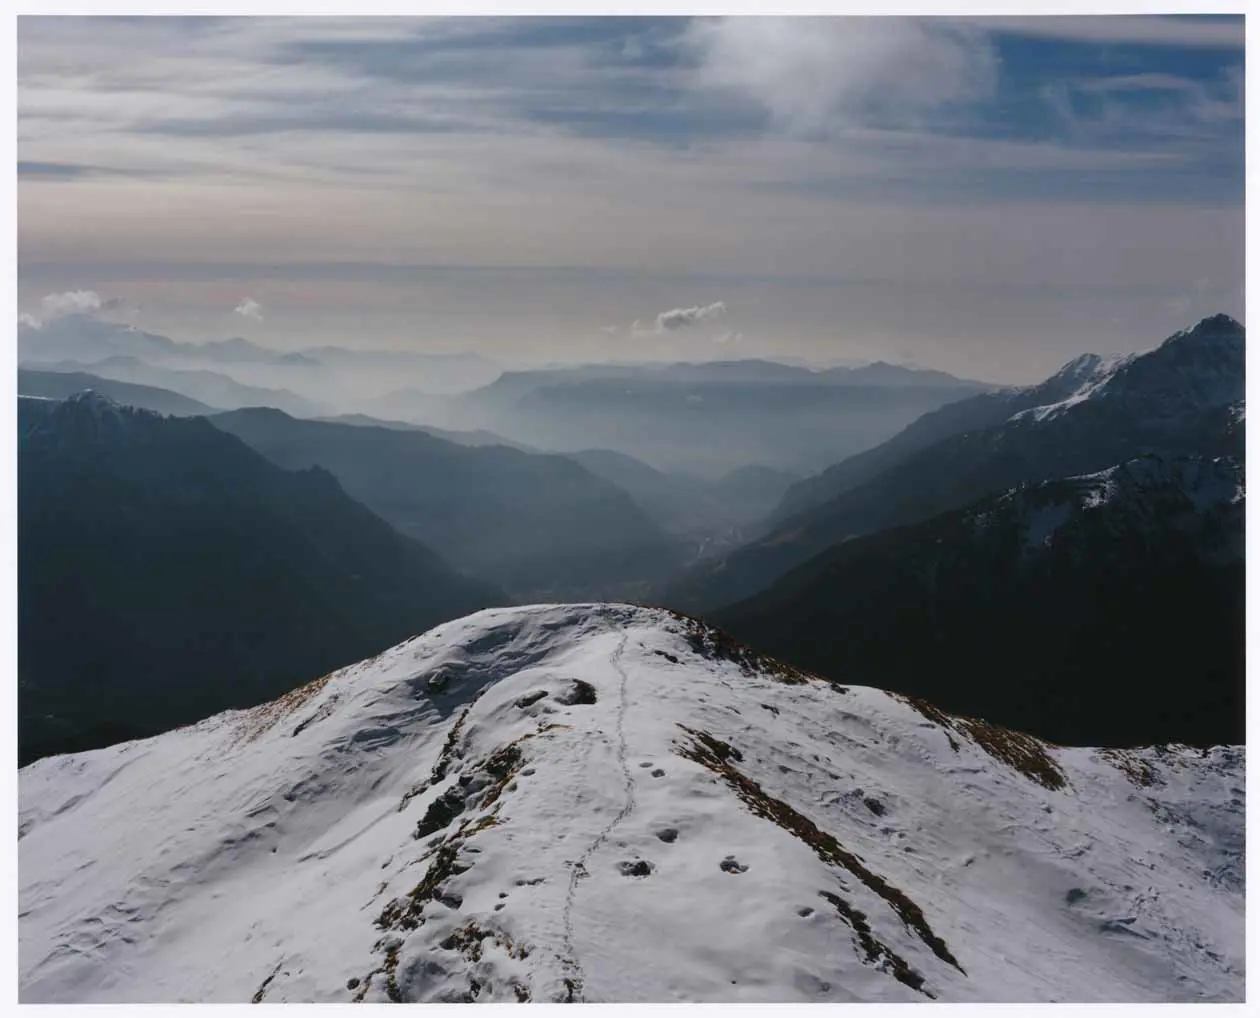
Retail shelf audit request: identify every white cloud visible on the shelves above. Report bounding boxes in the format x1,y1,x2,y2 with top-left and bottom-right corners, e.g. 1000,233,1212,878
40,289,106,317
683,17,996,135
599,325,619,335
713,331,744,345
641,301,727,335
234,297,264,321
20,289,123,327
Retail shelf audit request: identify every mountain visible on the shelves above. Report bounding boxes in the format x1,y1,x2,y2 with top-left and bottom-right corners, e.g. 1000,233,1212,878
716,454,1244,748
565,450,799,558
316,413,537,451
209,409,685,602
19,393,504,765
22,356,330,418
18,315,300,367
18,368,217,416
769,353,1138,526
432,364,990,477
18,605,1243,1003
818,360,987,388
197,337,319,366
304,347,502,395
18,313,182,364
665,315,1245,612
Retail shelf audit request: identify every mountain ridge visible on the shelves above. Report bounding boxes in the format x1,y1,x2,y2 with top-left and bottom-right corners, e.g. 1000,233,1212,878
18,604,1243,1003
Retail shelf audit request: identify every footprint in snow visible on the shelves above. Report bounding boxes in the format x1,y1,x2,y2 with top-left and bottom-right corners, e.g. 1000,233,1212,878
651,769,666,778
639,762,653,768
616,860,654,878
720,856,748,874
797,906,815,918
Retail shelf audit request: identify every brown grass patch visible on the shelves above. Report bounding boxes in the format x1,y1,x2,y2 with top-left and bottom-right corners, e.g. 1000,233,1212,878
233,673,334,747
892,694,1067,791
675,725,963,981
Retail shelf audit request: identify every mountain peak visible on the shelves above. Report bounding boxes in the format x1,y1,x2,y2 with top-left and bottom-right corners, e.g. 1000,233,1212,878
1164,314,1244,347
64,388,121,412
18,604,1243,1003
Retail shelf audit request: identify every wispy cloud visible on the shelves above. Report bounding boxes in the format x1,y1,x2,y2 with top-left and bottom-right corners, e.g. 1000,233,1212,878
961,15,1244,50
682,17,996,135
234,297,264,321
632,301,727,336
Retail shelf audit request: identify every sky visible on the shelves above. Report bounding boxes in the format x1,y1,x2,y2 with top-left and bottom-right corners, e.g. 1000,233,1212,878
16,13,1246,383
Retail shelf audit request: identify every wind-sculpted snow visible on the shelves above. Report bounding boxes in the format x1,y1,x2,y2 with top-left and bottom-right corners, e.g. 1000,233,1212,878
18,605,1244,1003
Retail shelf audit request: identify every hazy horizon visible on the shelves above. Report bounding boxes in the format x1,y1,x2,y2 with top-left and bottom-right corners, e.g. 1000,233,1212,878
18,14,1245,385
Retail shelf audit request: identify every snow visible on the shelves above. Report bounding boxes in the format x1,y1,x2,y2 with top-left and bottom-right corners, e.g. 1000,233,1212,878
18,604,1244,1003
1008,354,1132,424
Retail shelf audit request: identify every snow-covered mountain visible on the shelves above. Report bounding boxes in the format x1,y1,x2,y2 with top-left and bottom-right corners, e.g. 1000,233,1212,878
19,605,1243,1003
769,313,1244,528
667,314,1244,612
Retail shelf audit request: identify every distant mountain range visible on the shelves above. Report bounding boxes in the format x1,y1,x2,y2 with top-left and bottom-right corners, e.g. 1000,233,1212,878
315,413,540,452
209,408,686,602
666,315,1245,612
18,313,502,393
18,393,504,765
18,368,217,417
21,358,330,418
414,361,992,477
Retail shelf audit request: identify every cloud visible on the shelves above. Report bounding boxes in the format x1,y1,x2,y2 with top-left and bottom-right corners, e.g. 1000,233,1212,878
961,15,1243,50
630,299,730,335
713,330,743,345
40,289,112,317
234,297,264,321
682,17,996,135
599,324,619,335
19,289,126,328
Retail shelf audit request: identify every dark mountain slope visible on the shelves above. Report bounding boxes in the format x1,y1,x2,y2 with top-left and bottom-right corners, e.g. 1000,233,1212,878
19,393,504,764
210,408,685,601
716,454,1244,747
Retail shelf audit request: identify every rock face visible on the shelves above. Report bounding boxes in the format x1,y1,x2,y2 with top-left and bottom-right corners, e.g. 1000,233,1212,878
19,605,1244,1003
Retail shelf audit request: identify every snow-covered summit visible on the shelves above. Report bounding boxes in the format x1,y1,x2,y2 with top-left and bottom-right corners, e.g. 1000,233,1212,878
1010,315,1243,427
19,604,1243,1004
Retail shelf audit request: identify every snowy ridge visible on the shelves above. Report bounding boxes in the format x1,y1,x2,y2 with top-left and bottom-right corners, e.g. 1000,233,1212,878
1008,353,1133,424
1009,315,1244,427
19,605,1244,1003
970,454,1242,555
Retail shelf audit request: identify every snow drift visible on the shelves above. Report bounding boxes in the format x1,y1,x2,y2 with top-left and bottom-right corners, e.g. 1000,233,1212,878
18,604,1244,1003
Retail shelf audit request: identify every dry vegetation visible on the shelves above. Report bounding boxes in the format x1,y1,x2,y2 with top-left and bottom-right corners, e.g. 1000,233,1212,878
675,724,963,995
891,693,1068,791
